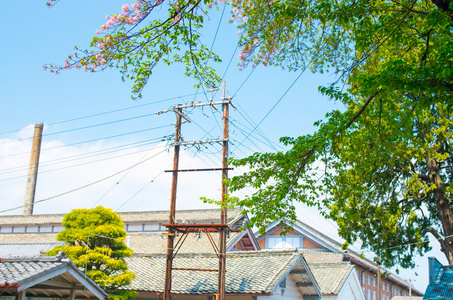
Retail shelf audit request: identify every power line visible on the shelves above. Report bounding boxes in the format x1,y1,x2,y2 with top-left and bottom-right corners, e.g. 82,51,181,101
232,69,305,153
0,136,168,175
235,104,283,151
0,93,199,137
232,66,258,98
0,148,167,214
0,144,168,182
231,118,280,152
91,138,170,208
0,124,173,159
0,112,161,146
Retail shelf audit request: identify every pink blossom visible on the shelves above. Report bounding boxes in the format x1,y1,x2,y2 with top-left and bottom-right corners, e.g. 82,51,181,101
96,29,100,34
122,4,130,13
98,43,105,50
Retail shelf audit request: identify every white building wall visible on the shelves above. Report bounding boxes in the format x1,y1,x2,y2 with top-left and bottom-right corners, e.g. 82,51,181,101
336,269,365,300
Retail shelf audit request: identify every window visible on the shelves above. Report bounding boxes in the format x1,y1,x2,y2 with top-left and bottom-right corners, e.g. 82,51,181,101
368,275,371,285
373,291,376,300
285,236,301,248
362,272,365,283
268,237,283,248
267,236,301,249
373,277,376,286
367,289,371,300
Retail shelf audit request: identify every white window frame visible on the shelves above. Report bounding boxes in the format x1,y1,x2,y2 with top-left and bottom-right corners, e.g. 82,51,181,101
266,235,303,249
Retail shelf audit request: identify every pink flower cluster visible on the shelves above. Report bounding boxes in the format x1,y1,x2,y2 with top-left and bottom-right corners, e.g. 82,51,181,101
98,0,155,33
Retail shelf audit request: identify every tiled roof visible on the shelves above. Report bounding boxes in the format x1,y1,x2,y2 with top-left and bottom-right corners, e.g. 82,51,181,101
0,257,62,284
0,208,243,225
119,208,244,224
299,249,344,264
124,249,318,295
0,232,242,256
128,232,240,254
265,219,423,296
298,249,353,295
0,234,58,243
0,242,63,258
309,262,354,295
294,219,344,252
0,257,109,299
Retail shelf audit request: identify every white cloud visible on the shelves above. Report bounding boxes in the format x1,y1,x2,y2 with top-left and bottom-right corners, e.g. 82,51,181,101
0,127,222,215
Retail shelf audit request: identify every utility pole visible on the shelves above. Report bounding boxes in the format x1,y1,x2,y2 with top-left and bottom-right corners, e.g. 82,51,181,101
160,83,237,300
407,278,414,297
218,81,229,300
377,262,381,300
163,108,182,300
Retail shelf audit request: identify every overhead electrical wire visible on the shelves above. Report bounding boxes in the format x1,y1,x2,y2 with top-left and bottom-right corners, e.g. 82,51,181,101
42,112,159,137
114,145,195,211
90,134,172,208
232,69,306,153
230,119,279,152
235,104,283,151
0,93,199,137
0,136,168,175
0,124,174,159
0,112,160,146
0,148,168,215
191,3,227,104
232,66,258,99
0,143,168,182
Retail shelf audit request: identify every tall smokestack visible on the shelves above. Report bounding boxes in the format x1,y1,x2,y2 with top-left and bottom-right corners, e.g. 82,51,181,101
23,123,44,215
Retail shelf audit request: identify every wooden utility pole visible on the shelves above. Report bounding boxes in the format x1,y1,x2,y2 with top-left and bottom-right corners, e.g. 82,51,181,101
218,81,229,300
160,83,236,300
377,263,381,300
163,108,182,300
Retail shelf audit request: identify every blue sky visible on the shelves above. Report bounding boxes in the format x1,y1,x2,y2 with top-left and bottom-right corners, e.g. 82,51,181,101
0,0,441,291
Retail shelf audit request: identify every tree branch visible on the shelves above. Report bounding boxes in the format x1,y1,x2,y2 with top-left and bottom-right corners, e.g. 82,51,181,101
410,163,430,181
345,90,381,129
422,227,448,252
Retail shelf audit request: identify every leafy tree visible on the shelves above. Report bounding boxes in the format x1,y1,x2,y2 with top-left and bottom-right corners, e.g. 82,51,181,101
47,206,137,300
45,0,453,267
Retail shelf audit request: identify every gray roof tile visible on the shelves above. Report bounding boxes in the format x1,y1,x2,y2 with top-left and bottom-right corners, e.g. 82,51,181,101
0,242,63,258
128,232,240,254
125,250,307,295
290,219,423,295
0,259,62,284
0,234,58,243
309,263,354,294
0,208,243,225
